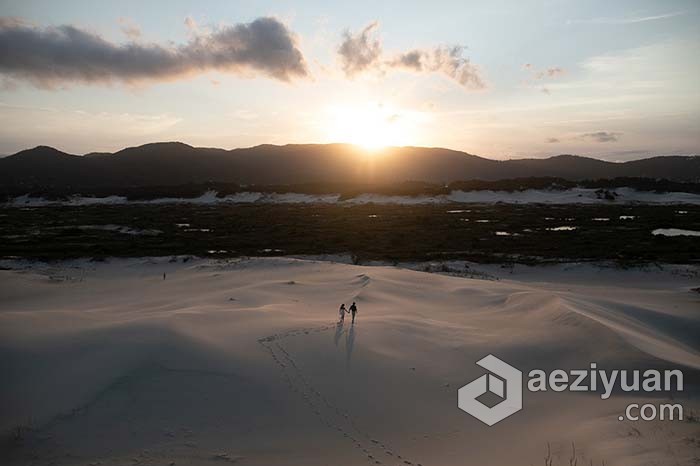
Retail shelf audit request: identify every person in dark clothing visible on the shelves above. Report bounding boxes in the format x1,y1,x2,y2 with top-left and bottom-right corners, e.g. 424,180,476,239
349,302,357,323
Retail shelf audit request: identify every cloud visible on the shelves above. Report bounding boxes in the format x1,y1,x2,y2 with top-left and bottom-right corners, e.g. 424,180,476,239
524,64,565,80
0,16,309,87
546,137,560,143
579,131,621,142
386,113,400,123
338,22,485,89
392,50,424,71
568,11,683,25
391,46,485,89
184,16,198,31
118,17,141,40
337,22,382,76
535,67,564,79
0,17,29,28
523,64,565,94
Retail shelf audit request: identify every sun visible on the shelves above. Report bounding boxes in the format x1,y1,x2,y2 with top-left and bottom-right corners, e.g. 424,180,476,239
323,103,422,151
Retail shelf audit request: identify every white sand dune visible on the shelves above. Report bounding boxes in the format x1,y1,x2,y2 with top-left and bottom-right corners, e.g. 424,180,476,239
1,258,699,465
7,187,700,206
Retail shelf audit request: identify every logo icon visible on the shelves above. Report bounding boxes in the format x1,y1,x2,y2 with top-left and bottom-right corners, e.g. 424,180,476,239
458,354,522,426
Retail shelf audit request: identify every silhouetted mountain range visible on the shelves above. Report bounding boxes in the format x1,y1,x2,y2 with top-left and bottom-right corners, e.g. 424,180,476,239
1,142,698,188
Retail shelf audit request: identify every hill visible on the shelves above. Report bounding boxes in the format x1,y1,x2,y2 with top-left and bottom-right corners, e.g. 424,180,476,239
0,142,698,189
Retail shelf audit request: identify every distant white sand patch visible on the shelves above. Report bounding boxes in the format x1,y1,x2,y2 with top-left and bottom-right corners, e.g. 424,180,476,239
652,228,700,237
446,187,700,205
144,190,264,204
344,193,444,204
5,187,700,206
266,193,340,203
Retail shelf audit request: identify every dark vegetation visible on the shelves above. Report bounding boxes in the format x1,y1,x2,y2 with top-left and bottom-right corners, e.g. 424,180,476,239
2,177,700,202
1,203,697,263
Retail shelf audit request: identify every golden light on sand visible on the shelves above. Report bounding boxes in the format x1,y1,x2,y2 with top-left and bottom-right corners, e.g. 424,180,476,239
323,103,426,151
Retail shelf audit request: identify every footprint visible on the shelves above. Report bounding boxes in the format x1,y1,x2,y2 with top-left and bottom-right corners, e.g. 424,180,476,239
260,322,420,466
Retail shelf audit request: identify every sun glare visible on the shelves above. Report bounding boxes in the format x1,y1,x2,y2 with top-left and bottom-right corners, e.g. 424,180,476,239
323,103,425,151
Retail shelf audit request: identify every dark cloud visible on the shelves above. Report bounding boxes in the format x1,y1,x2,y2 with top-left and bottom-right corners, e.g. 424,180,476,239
392,50,424,71
580,131,621,143
546,137,560,143
338,22,485,89
337,22,382,76
0,16,308,87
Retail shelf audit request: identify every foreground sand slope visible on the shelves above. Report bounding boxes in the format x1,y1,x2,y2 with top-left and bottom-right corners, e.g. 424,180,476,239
1,258,699,465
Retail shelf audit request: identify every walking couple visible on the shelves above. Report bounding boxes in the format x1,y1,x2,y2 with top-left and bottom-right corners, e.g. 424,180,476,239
338,301,358,323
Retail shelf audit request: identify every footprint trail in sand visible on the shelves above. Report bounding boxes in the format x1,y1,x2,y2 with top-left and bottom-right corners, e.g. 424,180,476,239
258,324,423,466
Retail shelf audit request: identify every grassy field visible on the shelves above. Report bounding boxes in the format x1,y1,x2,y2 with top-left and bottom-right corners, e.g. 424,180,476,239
1,203,698,263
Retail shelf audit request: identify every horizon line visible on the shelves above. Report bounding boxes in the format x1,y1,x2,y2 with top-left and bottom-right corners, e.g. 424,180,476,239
5,141,700,164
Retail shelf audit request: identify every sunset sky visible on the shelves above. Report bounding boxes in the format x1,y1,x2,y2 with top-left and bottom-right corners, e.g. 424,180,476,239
0,0,698,160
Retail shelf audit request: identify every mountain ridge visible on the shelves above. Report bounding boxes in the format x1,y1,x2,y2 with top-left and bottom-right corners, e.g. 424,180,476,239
5,141,696,163
1,142,698,187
